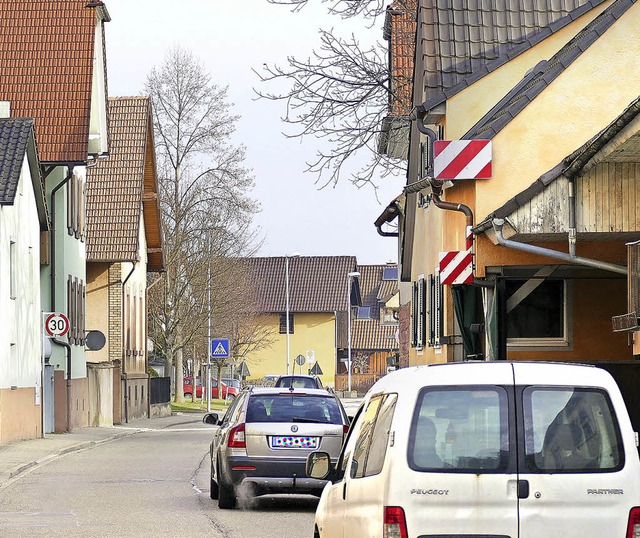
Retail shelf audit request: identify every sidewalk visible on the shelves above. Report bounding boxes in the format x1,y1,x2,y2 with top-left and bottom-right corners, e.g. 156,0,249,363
0,412,205,490
0,398,364,491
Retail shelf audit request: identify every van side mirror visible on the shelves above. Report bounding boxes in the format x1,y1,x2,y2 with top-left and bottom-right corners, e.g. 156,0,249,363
306,451,331,479
203,412,220,425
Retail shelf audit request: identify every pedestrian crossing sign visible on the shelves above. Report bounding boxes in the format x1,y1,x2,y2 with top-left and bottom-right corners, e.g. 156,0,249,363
211,338,230,358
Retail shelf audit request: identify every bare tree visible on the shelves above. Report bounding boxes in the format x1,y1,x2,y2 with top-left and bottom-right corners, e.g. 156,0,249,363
145,46,261,403
256,0,416,188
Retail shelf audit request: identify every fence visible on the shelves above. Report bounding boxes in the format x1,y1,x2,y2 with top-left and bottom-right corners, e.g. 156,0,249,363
334,373,383,395
150,377,171,404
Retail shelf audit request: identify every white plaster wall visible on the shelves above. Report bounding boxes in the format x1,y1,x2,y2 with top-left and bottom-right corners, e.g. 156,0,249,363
0,157,42,390
121,211,149,368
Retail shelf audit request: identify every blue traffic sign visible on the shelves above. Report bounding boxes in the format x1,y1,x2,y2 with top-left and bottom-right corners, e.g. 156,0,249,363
211,338,230,358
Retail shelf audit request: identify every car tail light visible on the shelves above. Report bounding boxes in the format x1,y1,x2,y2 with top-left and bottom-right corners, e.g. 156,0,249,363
384,506,408,538
627,507,640,538
343,424,350,435
228,423,246,448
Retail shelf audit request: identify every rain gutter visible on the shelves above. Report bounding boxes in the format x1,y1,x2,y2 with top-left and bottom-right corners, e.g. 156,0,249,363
492,218,626,275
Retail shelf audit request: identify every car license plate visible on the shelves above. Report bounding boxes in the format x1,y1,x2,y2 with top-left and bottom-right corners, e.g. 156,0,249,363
270,436,319,449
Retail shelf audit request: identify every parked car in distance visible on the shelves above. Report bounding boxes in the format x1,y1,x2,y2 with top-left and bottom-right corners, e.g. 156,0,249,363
203,386,349,509
183,376,238,400
306,361,640,538
274,374,323,389
222,378,242,391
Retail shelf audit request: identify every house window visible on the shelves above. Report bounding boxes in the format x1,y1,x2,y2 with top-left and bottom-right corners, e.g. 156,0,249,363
382,267,398,280
411,276,426,348
411,273,443,349
279,313,294,334
356,306,371,319
381,306,397,325
506,278,571,350
9,239,17,299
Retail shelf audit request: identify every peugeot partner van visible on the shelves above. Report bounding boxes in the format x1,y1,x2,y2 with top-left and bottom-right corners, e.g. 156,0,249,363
307,361,640,538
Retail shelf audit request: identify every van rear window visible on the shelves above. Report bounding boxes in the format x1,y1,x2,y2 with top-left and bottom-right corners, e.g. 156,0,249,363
523,387,624,473
408,387,509,473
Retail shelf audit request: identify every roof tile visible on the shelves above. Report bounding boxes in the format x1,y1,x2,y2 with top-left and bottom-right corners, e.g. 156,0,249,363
0,1,105,163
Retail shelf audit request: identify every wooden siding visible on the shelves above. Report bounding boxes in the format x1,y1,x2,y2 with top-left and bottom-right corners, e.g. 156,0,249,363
509,176,569,234
578,162,640,233
508,163,640,235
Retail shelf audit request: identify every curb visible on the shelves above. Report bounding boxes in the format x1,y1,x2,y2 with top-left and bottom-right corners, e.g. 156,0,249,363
1,429,141,489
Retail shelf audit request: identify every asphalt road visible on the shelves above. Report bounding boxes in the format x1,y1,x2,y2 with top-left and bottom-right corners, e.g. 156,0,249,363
0,415,317,538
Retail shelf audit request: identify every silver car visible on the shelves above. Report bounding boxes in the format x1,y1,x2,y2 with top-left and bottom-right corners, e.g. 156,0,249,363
203,386,349,509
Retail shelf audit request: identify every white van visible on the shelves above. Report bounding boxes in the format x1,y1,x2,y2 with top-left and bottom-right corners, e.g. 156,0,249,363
307,361,640,538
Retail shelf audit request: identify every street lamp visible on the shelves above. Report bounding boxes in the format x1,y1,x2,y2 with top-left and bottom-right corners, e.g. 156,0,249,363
285,253,300,374
347,271,360,393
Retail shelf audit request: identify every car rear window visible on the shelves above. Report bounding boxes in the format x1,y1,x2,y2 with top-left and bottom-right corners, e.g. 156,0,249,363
408,386,510,473
523,387,624,473
246,394,343,424
275,377,320,389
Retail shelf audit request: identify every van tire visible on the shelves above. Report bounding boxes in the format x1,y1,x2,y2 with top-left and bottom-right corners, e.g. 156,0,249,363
217,467,236,509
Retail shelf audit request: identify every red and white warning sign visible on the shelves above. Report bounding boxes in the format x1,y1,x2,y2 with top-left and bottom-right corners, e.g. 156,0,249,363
439,250,474,285
44,312,70,337
434,139,492,180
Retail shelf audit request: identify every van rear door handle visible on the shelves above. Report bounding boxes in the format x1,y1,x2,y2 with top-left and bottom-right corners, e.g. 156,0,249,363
517,479,530,499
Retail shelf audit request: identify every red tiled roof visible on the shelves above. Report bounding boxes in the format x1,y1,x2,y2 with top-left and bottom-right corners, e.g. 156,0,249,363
0,1,109,163
243,256,358,313
86,97,164,270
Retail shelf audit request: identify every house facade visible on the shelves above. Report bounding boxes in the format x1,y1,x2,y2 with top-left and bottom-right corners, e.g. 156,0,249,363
380,0,640,367
335,264,400,393
241,256,358,387
0,118,49,444
0,0,111,432
86,97,164,425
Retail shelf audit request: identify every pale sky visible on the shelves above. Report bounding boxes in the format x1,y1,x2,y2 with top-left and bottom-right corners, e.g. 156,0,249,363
104,0,402,265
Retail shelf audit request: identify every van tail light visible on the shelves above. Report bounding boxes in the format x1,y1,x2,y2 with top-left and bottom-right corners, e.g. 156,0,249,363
627,507,640,538
228,423,246,448
384,506,408,538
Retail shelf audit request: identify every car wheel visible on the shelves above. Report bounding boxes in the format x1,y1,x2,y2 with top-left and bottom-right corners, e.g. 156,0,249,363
209,462,218,500
217,465,236,509
226,394,235,402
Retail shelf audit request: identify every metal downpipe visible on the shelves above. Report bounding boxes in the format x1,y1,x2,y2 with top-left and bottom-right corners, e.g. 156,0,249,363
492,219,627,275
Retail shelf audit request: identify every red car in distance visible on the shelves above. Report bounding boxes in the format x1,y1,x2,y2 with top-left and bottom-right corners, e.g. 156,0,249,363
184,376,238,400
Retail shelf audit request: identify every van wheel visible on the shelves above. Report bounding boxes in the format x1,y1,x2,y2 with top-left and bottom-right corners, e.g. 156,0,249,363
209,462,218,500
217,467,236,509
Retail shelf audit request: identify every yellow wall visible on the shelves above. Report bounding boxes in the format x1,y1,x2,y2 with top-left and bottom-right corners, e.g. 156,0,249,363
86,263,109,363
0,387,41,445
245,312,337,387
446,1,613,139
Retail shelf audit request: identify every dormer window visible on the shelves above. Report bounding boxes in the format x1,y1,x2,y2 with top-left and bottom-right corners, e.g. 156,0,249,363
356,306,371,319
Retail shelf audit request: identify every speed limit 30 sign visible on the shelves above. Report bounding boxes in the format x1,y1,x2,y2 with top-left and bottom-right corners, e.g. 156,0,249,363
44,312,70,337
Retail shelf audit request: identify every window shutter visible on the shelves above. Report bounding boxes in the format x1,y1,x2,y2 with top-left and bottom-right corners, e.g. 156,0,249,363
80,178,86,242
434,272,443,347
417,275,425,349
428,274,435,346
67,180,73,235
79,281,86,345
411,281,417,347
